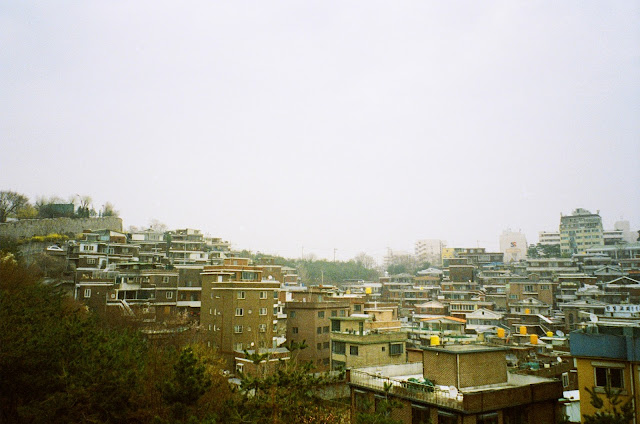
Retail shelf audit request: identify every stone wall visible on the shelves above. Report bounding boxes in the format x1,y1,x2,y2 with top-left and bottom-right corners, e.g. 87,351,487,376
0,217,123,239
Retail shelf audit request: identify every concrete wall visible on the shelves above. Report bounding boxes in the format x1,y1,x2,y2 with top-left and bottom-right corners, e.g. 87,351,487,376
0,217,123,239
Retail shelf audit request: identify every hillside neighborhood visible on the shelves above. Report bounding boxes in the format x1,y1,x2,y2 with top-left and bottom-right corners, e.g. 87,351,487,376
1,198,639,423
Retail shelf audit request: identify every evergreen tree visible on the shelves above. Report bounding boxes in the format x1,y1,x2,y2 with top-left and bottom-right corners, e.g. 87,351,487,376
583,385,635,424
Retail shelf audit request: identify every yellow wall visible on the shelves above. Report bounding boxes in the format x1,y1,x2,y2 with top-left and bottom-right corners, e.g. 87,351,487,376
441,248,456,260
576,358,639,421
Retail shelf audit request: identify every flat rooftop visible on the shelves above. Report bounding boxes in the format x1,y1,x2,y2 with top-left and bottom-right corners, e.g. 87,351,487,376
422,344,510,354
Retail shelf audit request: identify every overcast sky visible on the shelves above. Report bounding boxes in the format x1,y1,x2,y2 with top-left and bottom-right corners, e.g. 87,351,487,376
1,1,639,262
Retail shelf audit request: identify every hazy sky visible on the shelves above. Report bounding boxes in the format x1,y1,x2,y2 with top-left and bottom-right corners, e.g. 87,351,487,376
2,1,639,262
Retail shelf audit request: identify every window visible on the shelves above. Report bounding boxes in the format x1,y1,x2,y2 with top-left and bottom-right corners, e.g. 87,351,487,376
411,405,430,424
259,307,267,316
350,345,359,356
84,288,91,298
354,304,362,312
234,325,243,333
437,411,458,424
524,285,534,292
562,372,569,388
331,320,341,332
354,390,368,412
331,310,337,317
332,341,346,354
594,366,624,389
375,396,389,416
477,412,498,424
339,310,346,317
258,324,267,333
166,292,173,299
163,276,170,283
87,258,96,265
235,308,244,316
318,311,325,318
237,291,245,300
289,311,296,318
317,342,322,350
292,327,298,334
317,327,322,334
260,291,267,299
389,343,403,355
273,291,278,299
273,307,278,314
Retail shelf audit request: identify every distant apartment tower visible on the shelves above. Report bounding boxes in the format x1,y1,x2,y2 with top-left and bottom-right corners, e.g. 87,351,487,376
414,239,444,266
615,220,637,244
200,258,280,368
560,209,604,255
499,230,528,262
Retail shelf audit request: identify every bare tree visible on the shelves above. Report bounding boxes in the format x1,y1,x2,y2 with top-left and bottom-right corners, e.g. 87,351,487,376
148,219,168,232
76,195,93,217
0,191,29,222
353,252,377,269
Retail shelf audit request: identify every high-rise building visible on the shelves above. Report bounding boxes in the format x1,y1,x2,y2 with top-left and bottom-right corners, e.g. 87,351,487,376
559,209,604,255
499,230,528,262
615,220,637,244
414,239,445,266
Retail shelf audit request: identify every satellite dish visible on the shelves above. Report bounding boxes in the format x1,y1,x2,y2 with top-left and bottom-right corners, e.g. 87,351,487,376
557,356,562,363
589,313,599,323
556,330,565,337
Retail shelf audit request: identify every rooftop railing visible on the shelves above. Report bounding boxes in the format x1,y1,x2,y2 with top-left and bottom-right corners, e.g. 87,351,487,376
349,369,464,410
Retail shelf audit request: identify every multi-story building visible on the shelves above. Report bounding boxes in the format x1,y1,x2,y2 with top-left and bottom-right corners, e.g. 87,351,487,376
539,231,561,246
559,208,604,255
130,229,167,265
507,279,556,309
330,305,407,370
499,230,528,262
200,258,280,368
570,322,640,420
525,257,579,280
443,247,504,268
284,300,351,371
415,239,445,266
614,220,637,244
168,228,209,265
348,344,563,424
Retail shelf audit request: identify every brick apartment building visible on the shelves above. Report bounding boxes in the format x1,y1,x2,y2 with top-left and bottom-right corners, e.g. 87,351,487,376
285,299,351,371
200,258,280,369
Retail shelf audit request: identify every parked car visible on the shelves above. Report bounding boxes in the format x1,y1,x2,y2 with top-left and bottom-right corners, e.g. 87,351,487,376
46,245,64,252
